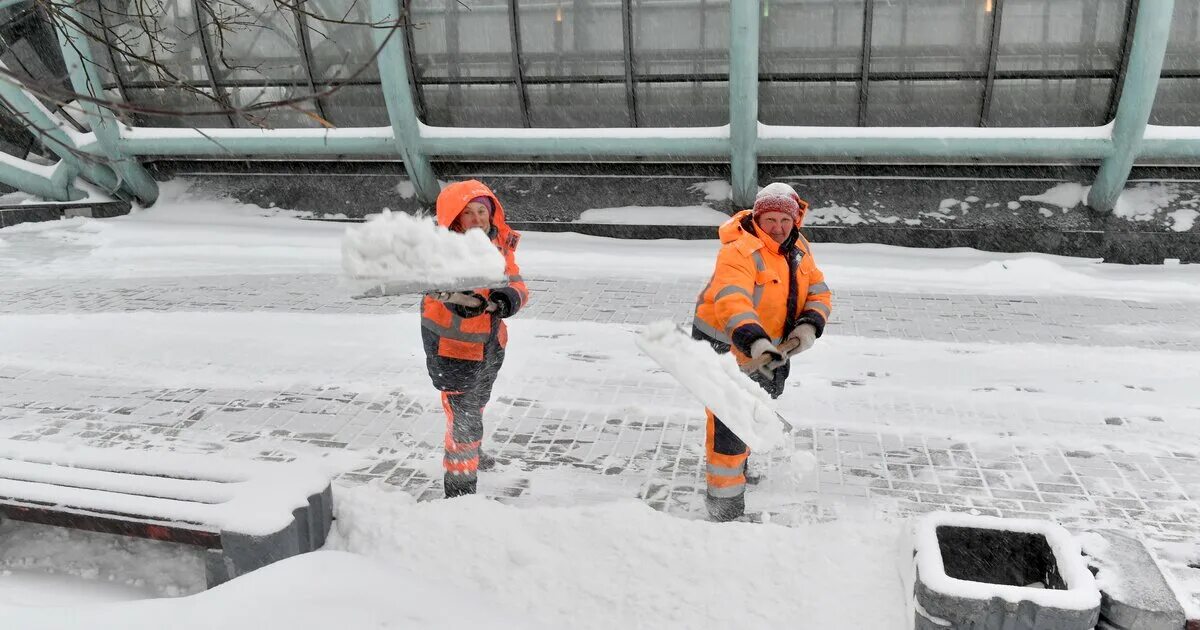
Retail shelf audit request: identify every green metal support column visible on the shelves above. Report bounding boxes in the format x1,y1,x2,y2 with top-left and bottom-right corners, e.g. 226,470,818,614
56,3,158,205
369,0,440,206
0,157,80,201
1087,0,1174,212
0,66,124,195
729,0,760,209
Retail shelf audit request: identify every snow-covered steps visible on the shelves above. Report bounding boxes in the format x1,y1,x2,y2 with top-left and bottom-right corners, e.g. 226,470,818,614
0,441,333,588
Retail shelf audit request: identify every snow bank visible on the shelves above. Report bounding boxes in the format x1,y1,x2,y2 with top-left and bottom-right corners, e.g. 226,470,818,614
326,484,907,629
0,519,204,600
689,179,731,201
1168,209,1198,232
635,321,786,451
341,209,505,293
575,205,728,226
806,204,867,225
1114,184,1179,222
1019,183,1089,209
0,550,535,629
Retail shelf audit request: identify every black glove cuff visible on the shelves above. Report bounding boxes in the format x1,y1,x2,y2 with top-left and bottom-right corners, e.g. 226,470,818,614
488,292,514,319
796,312,826,338
731,323,770,356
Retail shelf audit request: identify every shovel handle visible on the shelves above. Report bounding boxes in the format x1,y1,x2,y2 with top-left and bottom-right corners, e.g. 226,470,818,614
740,337,802,375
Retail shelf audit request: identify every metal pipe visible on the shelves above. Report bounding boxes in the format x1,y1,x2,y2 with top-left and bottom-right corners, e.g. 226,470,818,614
729,0,760,207
1087,0,1174,212
369,0,439,204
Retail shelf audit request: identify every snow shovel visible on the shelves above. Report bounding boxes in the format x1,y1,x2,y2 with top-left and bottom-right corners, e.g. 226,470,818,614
342,209,508,299
635,321,793,452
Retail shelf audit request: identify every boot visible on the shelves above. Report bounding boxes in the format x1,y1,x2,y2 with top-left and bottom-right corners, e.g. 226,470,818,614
705,493,745,523
443,472,477,498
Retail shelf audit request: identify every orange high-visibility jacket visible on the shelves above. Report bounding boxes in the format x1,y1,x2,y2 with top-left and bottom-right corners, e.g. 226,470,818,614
420,180,529,361
694,209,831,361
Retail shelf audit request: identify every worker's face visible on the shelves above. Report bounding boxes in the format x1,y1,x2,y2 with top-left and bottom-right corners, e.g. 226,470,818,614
756,212,794,244
457,201,491,232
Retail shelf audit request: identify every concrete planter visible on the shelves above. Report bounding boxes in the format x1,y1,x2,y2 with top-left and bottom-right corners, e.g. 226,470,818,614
910,512,1101,630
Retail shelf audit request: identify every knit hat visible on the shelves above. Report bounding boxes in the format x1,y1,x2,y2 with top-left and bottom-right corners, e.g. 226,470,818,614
468,196,494,213
752,191,800,220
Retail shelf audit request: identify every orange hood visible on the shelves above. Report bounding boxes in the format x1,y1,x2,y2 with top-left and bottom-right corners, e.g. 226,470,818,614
435,179,513,237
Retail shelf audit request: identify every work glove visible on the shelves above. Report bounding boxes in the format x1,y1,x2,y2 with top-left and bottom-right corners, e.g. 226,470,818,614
437,291,489,318
749,338,787,378
487,291,514,319
786,323,818,356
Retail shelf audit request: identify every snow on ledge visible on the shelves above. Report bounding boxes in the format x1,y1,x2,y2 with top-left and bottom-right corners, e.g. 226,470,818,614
0,440,356,536
1144,125,1200,141
0,150,61,180
418,122,730,140
759,122,1114,141
120,126,394,141
915,511,1100,611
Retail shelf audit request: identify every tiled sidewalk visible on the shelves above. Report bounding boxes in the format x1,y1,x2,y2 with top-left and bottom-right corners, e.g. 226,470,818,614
1,270,1198,607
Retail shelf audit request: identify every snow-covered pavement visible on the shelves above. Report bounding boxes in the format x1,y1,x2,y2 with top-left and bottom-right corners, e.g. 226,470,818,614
0,183,1198,625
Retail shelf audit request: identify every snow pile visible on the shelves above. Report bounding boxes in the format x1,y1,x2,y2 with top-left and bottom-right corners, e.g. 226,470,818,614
1114,184,1179,222
1168,209,1198,232
575,205,728,226
0,550,535,629
806,204,867,225
0,519,205,600
1020,183,1089,209
341,209,505,291
635,321,786,451
689,179,732,201
939,198,971,213
326,484,907,629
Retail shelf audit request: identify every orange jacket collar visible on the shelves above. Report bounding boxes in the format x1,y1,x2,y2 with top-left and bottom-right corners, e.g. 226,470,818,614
719,209,792,256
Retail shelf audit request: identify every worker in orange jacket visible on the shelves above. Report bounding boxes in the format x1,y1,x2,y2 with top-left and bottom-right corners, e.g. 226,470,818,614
692,182,832,521
422,180,529,498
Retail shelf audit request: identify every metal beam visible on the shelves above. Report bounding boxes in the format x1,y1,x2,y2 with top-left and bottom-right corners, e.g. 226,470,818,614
509,0,531,127
420,131,728,158
1106,0,1140,123
0,153,80,201
757,132,1113,160
978,0,1005,126
55,3,158,205
0,63,124,194
400,0,427,120
293,0,330,125
729,0,759,208
192,2,238,128
621,0,637,126
93,1,131,107
858,0,874,126
1087,0,1174,212
368,0,439,205
118,128,396,157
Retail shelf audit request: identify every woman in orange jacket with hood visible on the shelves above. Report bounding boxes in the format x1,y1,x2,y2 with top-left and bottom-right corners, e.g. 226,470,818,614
692,182,832,521
422,180,529,498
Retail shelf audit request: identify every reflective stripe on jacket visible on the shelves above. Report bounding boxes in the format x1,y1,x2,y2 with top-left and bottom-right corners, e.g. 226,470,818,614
420,180,529,361
693,209,831,362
